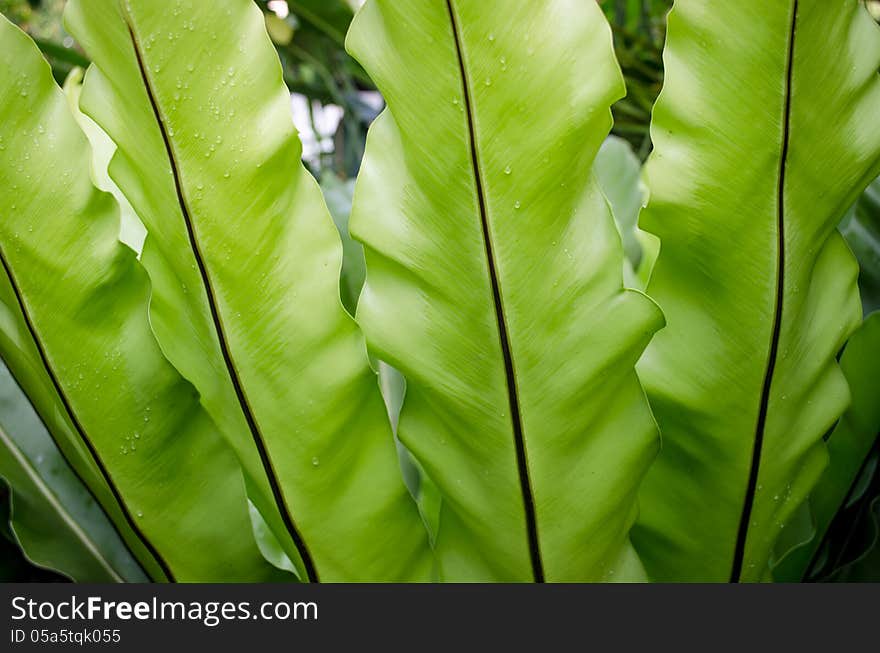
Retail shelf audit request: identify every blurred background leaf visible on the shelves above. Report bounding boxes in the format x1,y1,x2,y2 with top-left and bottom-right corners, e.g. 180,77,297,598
841,176,880,315
0,362,146,582
594,135,649,288
808,448,880,582
0,0,86,83
255,0,379,179
321,174,363,315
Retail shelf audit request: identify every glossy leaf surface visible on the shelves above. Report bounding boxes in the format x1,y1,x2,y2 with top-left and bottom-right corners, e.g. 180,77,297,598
633,0,880,581
348,0,663,581
0,15,283,582
65,0,430,581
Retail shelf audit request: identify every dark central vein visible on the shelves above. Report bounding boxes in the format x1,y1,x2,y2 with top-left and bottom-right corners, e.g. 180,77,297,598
0,249,171,582
731,0,799,583
125,24,318,582
444,0,544,582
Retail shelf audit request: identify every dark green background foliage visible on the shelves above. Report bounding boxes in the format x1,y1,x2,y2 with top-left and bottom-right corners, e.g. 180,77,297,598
0,484,65,582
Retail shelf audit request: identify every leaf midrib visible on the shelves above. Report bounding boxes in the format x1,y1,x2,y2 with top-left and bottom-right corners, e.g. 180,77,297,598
0,249,170,581
730,0,799,583
444,0,544,582
123,16,319,582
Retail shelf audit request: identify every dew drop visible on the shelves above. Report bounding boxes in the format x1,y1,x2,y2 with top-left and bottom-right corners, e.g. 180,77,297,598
488,33,495,42
484,77,492,86
514,201,521,209
504,166,511,175
311,457,320,467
